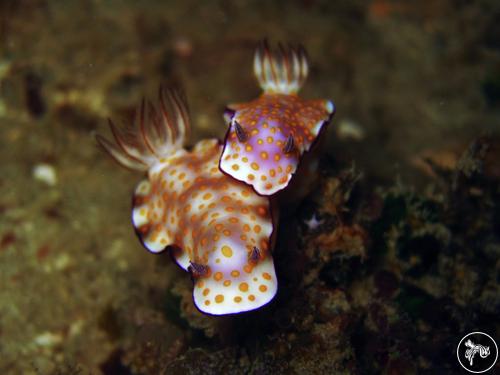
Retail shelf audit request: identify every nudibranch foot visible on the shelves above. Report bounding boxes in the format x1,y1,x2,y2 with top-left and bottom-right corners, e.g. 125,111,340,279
97,87,278,315
220,41,335,196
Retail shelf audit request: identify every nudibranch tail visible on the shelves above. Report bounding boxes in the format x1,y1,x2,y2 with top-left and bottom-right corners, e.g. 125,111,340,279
96,87,189,171
254,40,308,95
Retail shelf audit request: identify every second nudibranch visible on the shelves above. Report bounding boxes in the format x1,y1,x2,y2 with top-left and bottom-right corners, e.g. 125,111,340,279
220,41,335,195
96,89,277,315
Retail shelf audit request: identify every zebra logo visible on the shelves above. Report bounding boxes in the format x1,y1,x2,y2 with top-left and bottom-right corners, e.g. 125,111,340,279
465,339,490,366
457,332,498,373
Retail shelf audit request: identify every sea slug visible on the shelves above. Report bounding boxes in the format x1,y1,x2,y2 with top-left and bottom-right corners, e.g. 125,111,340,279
96,88,278,315
220,41,335,195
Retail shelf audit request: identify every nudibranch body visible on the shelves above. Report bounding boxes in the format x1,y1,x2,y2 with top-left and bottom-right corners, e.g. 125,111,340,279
97,89,277,315
220,42,335,195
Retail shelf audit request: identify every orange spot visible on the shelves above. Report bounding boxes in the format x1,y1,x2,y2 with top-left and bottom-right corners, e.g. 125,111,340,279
260,175,267,181
214,272,223,281
225,207,234,212
203,193,212,200
254,225,261,234
234,296,242,303
265,183,273,190
242,157,248,163
231,270,240,277
245,145,253,152
243,224,250,232
203,288,210,296
239,282,249,292
215,224,223,232
183,204,191,213
257,139,264,145
248,294,256,301
251,162,260,171
223,280,231,287
204,300,210,306
223,229,232,237
257,207,267,216
266,136,274,144
248,174,255,181
262,272,272,280
221,245,233,258
244,264,252,273
215,294,224,303
274,154,281,161
259,285,268,292
240,234,247,241
232,164,240,171
178,172,186,180
229,217,239,224
286,165,293,173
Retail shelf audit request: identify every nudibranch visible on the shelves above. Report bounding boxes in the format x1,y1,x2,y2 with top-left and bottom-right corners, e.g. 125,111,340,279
96,88,277,315
220,41,335,195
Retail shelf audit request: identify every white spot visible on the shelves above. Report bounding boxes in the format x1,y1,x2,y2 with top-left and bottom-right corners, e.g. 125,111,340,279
33,164,57,186
33,331,63,347
325,100,335,114
304,213,323,231
336,119,365,141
